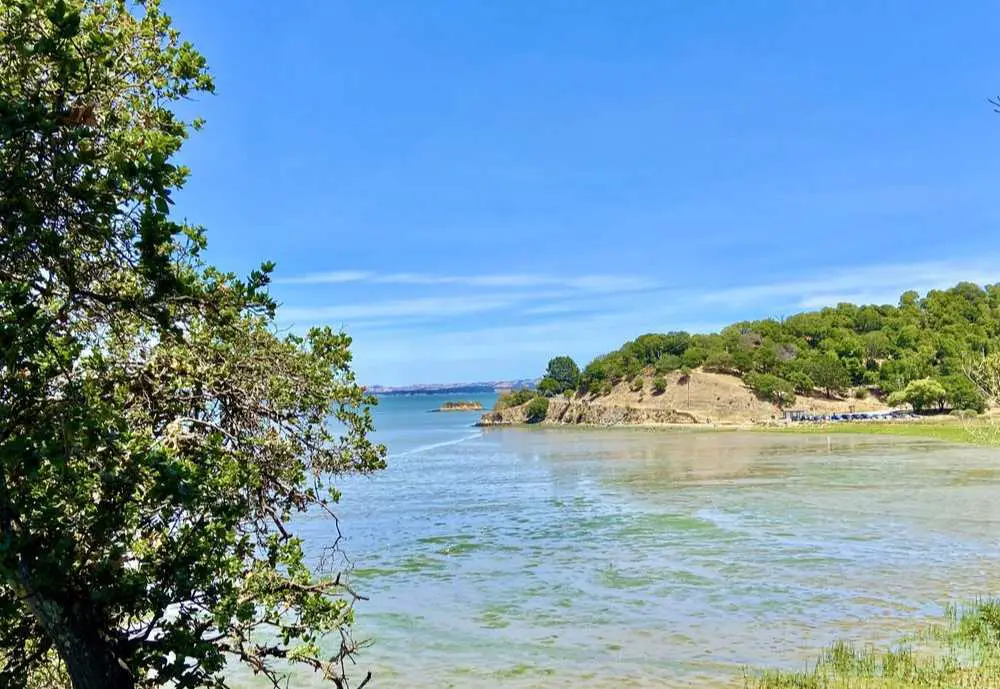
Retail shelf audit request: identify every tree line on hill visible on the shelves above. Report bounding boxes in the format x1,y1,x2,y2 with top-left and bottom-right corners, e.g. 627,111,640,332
530,283,1000,413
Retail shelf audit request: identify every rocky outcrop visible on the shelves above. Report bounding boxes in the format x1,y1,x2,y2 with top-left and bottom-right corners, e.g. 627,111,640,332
477,398,705,427
477,369,892,428
434,401,484,412
476,410,512,426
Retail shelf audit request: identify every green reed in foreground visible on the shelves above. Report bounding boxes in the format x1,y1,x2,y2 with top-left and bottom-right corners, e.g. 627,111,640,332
746,600,1000,688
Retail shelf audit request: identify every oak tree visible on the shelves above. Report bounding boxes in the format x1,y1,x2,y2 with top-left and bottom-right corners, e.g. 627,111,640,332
1,1,385,687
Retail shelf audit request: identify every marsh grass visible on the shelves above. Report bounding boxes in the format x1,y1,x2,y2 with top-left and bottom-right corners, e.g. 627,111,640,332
746,600,1000,688
765,417,993,446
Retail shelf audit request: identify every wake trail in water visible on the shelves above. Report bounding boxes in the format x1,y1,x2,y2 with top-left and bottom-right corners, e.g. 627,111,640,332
391,432,482,458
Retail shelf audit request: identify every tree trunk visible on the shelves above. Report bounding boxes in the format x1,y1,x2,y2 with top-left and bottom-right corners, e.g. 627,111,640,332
16,564,134,689
49,625,134,689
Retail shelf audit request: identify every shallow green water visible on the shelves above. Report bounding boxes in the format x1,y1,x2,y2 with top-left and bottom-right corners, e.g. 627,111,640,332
232,395,1000,688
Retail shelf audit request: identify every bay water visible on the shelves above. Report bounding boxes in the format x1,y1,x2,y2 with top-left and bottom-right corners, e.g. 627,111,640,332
237,393,1000,687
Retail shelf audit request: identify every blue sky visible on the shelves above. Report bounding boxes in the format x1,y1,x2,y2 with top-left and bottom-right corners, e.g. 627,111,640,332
170,2,1000,385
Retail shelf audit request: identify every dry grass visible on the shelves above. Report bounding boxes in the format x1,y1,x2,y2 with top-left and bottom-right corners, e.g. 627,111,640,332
586,370,890,425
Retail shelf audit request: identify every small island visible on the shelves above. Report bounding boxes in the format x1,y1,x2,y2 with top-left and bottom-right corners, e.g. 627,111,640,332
432,400,484,412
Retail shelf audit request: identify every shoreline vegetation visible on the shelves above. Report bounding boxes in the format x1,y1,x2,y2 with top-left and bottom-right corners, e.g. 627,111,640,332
745,599,1000,688
766,415,995,445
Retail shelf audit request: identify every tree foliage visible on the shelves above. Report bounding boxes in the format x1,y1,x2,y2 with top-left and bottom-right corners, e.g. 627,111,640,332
888,378,948,412
0,2,385,687
524,397,549,423
537,355,579,396
805,356,851,399
536,376,562,397
745,373,796,408
940,374,986,413
495,388,537,409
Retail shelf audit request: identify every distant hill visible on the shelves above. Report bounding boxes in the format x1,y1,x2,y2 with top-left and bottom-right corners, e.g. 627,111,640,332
558,282,994,413
367,379,538,396
511,282,998,422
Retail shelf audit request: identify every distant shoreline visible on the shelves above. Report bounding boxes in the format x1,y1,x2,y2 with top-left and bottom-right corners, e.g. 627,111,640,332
368,381,535,396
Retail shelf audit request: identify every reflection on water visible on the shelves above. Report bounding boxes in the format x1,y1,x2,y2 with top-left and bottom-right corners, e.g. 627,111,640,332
229,396,1000,688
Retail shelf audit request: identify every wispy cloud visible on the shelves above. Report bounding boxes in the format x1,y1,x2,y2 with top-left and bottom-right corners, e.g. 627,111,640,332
695,259,1000,309
275,258,1000,384
281,270,372,284
279,259,1000,328
276,270,661,326
277,270,658,292
279,293,550,322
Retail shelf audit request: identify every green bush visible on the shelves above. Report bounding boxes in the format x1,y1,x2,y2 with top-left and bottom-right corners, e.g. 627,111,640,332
630,376,644,392
681,347,707,369
941,374,986,414
745,372,796,408
524,396,549,423
805,356,850,398
652,376,667,395
536,376,561,397
654,353,682,374
888,378,947,412
496,388,536,409
786,369,815,395
703,350,735,374
589,380,614,398
854,387,869,400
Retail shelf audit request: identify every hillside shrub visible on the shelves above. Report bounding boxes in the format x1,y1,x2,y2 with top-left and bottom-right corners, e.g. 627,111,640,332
888,378,947,412
655,354,682,374
524,397,549,423
681,347,708,368
540,356,580,394
536,377,561,397
745,373,796,408
630,377,645,392
787,370,815,395
941,374,987,414
703,351,736,374
652,376,667,395
496,388,536,409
